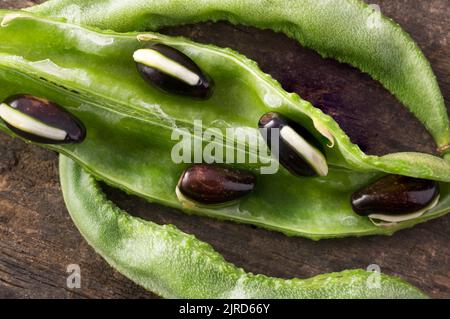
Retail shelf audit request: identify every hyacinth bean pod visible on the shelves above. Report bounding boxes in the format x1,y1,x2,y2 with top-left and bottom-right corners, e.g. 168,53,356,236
0,11,449,240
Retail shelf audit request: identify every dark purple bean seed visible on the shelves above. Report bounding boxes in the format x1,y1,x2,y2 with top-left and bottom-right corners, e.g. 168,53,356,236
351,175,439,216
134,44,213,99
0,94,85,144
177,164,256,205
258,112,327,177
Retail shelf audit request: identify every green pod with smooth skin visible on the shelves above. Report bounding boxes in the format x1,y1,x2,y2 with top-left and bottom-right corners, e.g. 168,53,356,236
0,11,449,239
30,0,450,159
59,155,427,299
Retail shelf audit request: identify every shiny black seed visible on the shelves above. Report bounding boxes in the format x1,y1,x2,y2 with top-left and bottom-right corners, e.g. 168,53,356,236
178,164,256,205
135,44,213,99
351,175,440,216
1,94,85,144
258,112,326,177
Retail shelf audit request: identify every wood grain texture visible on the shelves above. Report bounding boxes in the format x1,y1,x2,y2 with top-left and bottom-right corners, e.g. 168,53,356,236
0,0,448,299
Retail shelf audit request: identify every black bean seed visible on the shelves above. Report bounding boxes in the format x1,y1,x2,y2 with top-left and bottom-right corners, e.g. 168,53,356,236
258,112,328,177
0,94,85,144
351,175,439,217
177,164,256,206
134,44,213,99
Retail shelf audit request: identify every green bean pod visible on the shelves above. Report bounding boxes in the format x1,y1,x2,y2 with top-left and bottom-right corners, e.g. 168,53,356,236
30,0,450,159
0,11,449,239
59,155,426,299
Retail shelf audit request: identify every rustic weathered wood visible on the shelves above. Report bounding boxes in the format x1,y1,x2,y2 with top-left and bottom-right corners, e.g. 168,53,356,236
0,0,448,299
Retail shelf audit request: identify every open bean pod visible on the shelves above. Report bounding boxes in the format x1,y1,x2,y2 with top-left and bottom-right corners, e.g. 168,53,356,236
0,11,449,240
0,94,85,144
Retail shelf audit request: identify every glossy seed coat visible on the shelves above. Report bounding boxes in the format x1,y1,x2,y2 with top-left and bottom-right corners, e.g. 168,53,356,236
177,164,256,205
351,175,440,217
59,156,428,299
0,94,85,144
259,112,328,177
0,3,442,300
134,44,213,98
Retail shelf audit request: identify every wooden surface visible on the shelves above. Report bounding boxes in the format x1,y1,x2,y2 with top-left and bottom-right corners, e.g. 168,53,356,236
0,0,449,299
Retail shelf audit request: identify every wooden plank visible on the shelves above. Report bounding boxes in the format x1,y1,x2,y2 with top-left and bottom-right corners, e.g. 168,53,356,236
0,0,448,298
